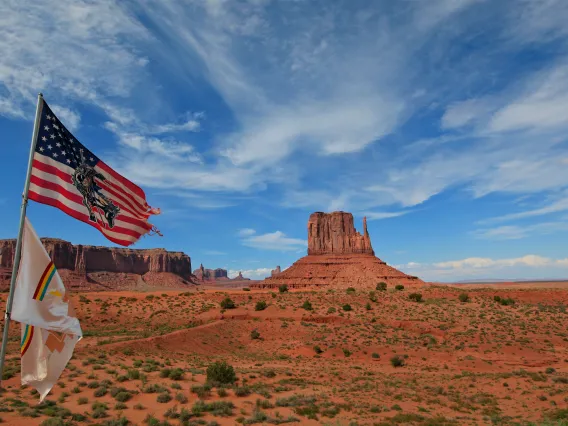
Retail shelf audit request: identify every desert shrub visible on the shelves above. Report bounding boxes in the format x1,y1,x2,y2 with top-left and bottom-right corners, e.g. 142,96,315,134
157,392,172,403
390,355,405,367
408,293,423,302
302,300,313,311
234,386,251,397
220,297,236,309
94,387,108,397
255,301,267,311
217,388,228,397
376,282,387,291
369,291,377,302
500,297,515,306
175,392,188,404
459,293,470,303
114,402,127,410
278,284,289,293
251,329,261,340
133,403,145,410
343,349,351,357
114,392,132,403
327,307,336,314
342,304,352,311
494,295,501,302
168,368,184,380
191,384,212,399
243,288,250,291
395,284,404,291
314,346,323,354
206,361,236,385
372,352,380,359
545,367,556,374
77,397,88,405
365,303,372,310
346,287,356,294
159,368,172,378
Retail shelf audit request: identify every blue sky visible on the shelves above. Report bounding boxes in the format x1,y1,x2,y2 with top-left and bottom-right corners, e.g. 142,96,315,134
1,0,568,282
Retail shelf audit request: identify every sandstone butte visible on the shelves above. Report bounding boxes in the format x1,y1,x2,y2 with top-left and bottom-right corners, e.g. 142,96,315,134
0,238,195,292
253,211,424,290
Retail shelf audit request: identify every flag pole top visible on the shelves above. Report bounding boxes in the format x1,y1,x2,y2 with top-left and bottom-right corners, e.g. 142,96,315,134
38,93,43,98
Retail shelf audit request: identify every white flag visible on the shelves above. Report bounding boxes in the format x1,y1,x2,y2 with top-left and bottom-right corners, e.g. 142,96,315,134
11,218,82,401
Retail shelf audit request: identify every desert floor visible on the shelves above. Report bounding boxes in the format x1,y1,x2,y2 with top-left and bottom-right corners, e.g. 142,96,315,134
0,282,567,425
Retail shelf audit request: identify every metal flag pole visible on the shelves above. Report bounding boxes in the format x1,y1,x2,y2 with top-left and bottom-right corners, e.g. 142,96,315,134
0,93,44,387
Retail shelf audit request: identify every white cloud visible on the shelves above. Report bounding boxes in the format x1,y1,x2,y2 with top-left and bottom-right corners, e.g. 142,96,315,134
228,268,272,280
363,211,410,220
396,254,568,281
480,193,568,224
473,222,568,240
237,228,256,237
241,230,307,251
50,105,81,131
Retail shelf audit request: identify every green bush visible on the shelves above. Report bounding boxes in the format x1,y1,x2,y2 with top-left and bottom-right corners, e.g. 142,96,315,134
314,346,323,354
327,307,336,314
376,282,387,291
251,329,261,340
365,303,372,310
390,355,405,367
255,301,267,311
168,368,184,380
243,288,250,291
369,291,377,302
302,300,313,311
342,304,352,311
372,352,380,359
234,386,251,397
220,297,236,309
408,293,423,302
395,284,404,291
494,295,501,302
206,361,236,385
346,287,356,294
459,293,470,303
157,392,172,403
278,284,289,293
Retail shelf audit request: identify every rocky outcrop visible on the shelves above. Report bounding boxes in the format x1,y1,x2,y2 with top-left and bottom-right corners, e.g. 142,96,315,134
233,272,250,281
271,265,281,277
307,212,374,255
193,264,229,281
253,211,424,290
0,238,194,291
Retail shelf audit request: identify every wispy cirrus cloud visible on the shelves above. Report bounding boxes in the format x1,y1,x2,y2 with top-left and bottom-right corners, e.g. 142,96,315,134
239,229,307,252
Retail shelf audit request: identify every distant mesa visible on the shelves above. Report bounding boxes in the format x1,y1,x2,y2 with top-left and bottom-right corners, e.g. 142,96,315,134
193,264,250,282
0,238,195,291
252,211,424,290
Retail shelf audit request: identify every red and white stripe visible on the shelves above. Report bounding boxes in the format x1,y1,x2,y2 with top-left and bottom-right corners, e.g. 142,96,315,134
28,153,160,246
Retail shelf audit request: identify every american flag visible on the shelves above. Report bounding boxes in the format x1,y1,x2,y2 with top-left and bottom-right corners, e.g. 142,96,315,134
29,99,161,246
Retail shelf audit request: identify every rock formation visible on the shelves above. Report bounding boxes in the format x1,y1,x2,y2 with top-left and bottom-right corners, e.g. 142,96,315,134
271,265,281,277
308,212,374,255
193,264,229,281
253,211,424,290
0,238,194,291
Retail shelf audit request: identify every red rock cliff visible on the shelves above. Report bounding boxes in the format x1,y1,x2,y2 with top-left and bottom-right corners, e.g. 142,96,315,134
0,238,192,278
307,212,374,256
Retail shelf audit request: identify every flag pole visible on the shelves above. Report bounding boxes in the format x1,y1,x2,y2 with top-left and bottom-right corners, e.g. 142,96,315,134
0,93,44,387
